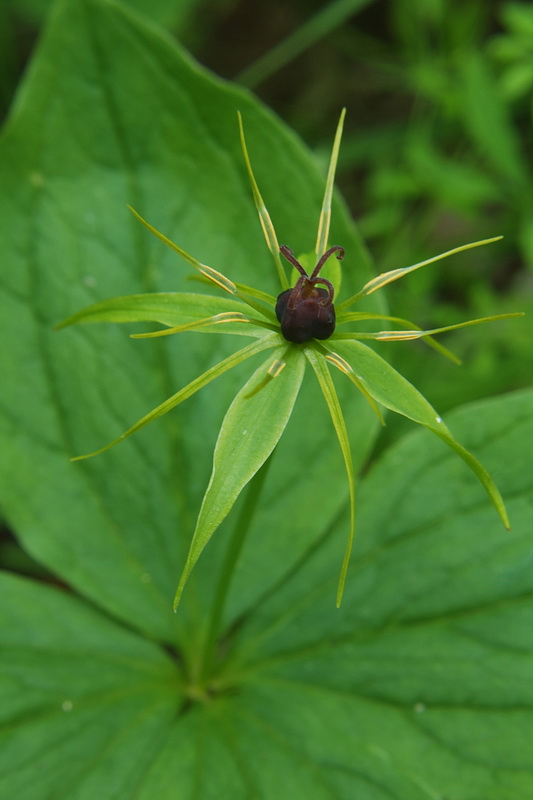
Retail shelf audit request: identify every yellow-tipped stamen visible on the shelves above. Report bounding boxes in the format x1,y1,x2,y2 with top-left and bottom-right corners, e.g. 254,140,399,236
337,236,504,312
238,113,288,290
315,108,346,259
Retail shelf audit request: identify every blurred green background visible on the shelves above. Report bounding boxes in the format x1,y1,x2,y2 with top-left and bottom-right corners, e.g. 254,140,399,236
1,0,531,435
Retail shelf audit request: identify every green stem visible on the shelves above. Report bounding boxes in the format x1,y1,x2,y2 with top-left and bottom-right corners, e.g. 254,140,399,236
236,0,373,89
200,451,274,681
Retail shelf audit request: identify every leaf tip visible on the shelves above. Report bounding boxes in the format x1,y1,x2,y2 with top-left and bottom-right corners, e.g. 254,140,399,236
173,584,184,613
335,581,345,608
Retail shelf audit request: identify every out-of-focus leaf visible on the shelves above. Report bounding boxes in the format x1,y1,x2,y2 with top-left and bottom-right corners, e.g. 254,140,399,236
460,51,526,186
8,0,196,30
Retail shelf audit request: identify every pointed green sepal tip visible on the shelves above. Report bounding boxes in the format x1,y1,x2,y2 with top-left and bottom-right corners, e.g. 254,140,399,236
315,108,346,260
69,336,280,464
237,112,288,290
338,235,506,312
173,577,186,612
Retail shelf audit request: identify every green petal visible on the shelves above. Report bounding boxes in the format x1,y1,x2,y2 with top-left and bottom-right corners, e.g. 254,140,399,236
130,312,278,339
305,345,356,607
128,206,238,293
358,312,525,341
315,108,346,258
323,338,510,530
130,205,282,320
238,113,288,290
72,334,281,460
338,237,503,311
335,311,462,363
174,345,305,609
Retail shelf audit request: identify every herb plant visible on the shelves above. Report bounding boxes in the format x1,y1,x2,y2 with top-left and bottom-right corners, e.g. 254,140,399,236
1,1,532,798
59,109,520,608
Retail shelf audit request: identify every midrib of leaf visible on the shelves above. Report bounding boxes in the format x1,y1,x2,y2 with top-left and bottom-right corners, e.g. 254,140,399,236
222,693,345,800
224,495,529,669
227,574,533,675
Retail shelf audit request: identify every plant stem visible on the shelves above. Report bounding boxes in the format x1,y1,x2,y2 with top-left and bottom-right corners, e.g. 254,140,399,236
236,0,373,89
200,451,274,680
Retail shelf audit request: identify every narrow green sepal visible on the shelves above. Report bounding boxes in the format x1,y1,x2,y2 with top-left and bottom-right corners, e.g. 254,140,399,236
174,346,306,610
315,108,346,259
71,335,280,461
338,236,504,312
238,113,288,290
323,338,511,531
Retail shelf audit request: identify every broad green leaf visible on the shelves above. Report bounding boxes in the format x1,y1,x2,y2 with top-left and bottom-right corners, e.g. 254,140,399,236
2,390,532,799
174,346,305,608
0,0,380,637
324,338,510,528
228,389,533,800
57,291,272,337
0,572,181,799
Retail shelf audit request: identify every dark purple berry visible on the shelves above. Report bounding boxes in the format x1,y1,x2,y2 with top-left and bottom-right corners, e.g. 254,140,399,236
275,245,344,344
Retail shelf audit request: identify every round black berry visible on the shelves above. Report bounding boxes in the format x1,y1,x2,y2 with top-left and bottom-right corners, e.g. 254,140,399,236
275,245,344,344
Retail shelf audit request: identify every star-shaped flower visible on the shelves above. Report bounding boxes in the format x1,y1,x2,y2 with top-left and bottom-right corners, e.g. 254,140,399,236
59,110,521,608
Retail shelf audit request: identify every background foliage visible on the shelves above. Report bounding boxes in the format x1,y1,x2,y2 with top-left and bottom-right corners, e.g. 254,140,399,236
1,0,532,797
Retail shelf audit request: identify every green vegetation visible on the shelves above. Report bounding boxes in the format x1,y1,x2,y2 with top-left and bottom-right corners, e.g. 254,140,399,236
1,1,531,797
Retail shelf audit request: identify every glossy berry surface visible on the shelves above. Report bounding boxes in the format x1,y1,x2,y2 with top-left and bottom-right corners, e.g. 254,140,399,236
275,286,335,343
275,244,344,344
